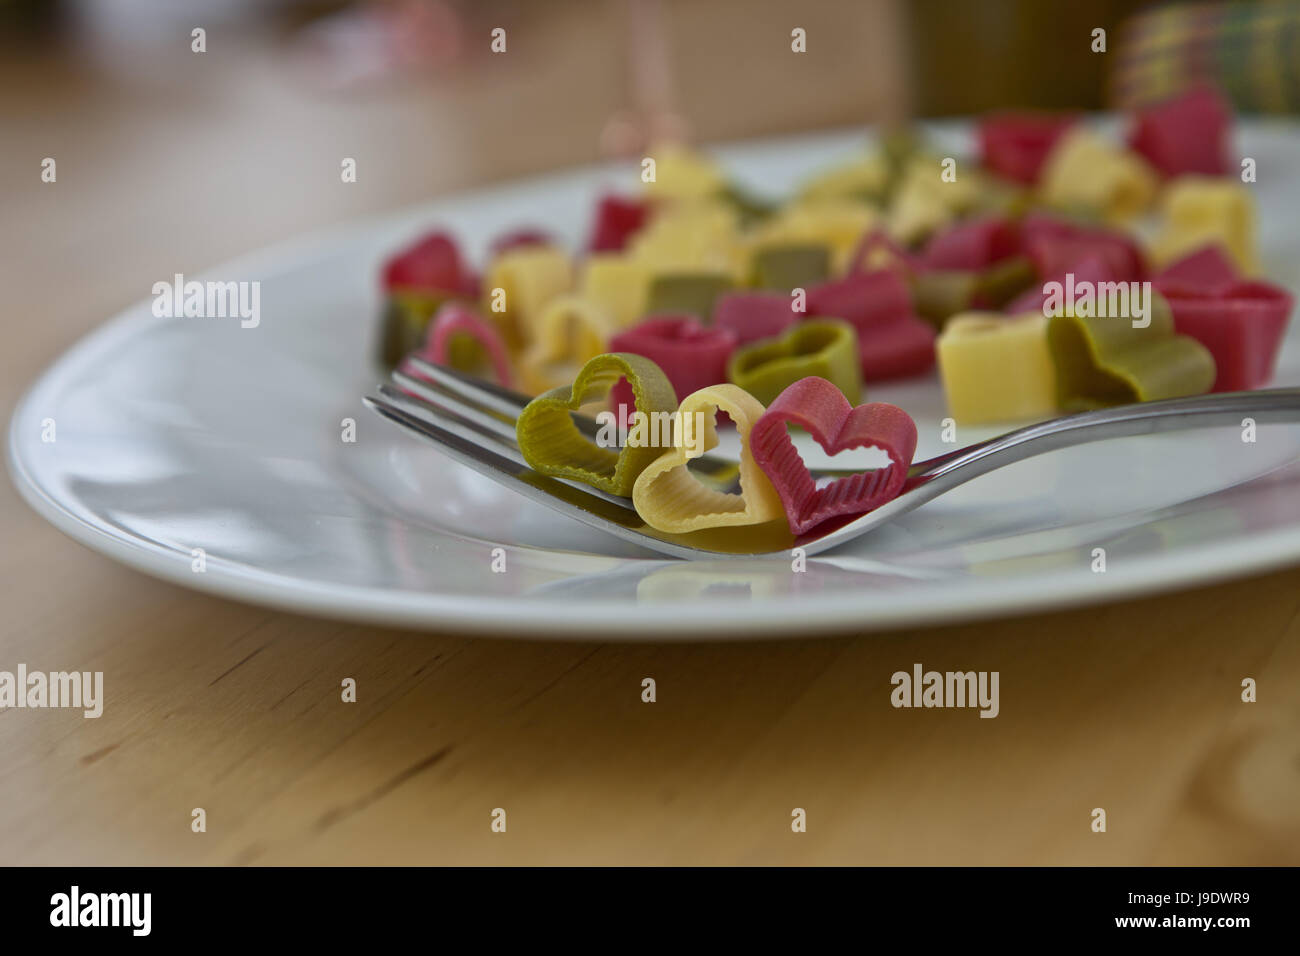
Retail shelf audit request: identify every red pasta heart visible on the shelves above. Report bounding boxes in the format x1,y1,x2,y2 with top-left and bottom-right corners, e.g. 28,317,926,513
1152,247,1295,391
608,315,738,428
919,216,1021,271
1151,244,1238,296
805,268,936,382
749,376,918,536
1004,252,1117,315
1021,213,1146,283
978,111,1078,184
712,291,800,346
382,230,475,297
489,228,553,258
1129,86,1231,178
587,193,651,252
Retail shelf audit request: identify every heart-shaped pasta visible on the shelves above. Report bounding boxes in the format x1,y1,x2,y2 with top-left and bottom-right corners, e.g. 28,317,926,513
632,384,783,533
516,353,677,496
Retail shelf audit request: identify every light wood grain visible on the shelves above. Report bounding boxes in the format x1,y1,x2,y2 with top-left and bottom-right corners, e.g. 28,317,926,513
3,4,1298,866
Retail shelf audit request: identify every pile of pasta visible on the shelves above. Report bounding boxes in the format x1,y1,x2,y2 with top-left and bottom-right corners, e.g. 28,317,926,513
376,86,1294,537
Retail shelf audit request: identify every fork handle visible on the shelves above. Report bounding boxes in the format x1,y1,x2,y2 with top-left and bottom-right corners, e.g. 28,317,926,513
908,388,1300,491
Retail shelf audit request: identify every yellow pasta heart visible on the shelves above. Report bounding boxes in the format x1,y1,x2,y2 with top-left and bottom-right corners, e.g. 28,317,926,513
1149,175,1259,275
886,156,986,245
632,384,783,533
631,200,747,280
518,296,617,394
482,245,573,350
887,172,955,245
937,312,1057,424
798,153,889,203
643,145,728,201
580,254,650,329
750,198,878,275
649,197,741,238
1038,129,1157,224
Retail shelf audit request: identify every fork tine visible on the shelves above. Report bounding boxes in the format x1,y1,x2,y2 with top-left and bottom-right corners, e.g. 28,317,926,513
402,355,608,441
402,356,532,417
374,382,641,509
390,369,520,444
363,391,651,529
376,382,526,460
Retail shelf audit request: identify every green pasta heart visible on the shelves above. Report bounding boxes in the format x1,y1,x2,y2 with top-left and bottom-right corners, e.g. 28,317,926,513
727,318,862,406
910,271,978,327
644,272,734,321
516,352,679,496
750,244,831,291
910,257,1036,327
1046,293,1216,409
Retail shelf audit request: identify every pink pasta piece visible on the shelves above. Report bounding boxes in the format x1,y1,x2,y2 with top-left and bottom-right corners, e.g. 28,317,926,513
806,269,935,381
588,194,652,252
1150,244,1238,297
1004,253,1117,315
979,112,1078,184
420,302,514,388
712,292,801,346
459,269,482,301
1129,86,1232,178
382,231,474,297
608,315,737,426
1021,214,1146,283
806,269,912,328
1153,249,1294,391
919,217,1020,271
749,376,919,535
857,316,936,381
489,229,554,258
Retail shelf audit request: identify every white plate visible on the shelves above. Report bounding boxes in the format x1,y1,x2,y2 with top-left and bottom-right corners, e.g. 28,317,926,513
9,123,1300,638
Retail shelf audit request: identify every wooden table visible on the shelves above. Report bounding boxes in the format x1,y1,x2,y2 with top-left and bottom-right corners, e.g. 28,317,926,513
3,11,1299,866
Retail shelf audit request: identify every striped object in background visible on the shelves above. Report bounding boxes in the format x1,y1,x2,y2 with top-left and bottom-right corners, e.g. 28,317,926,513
1111,0,1300,112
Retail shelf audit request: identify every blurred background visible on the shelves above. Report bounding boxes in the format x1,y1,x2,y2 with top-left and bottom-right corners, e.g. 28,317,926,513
3,0,1299,391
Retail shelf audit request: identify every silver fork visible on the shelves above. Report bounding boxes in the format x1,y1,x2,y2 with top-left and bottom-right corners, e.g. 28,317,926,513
364,358,1300,559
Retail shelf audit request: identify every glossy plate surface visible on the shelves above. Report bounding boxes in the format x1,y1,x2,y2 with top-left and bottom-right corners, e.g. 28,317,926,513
9,123,1300,637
